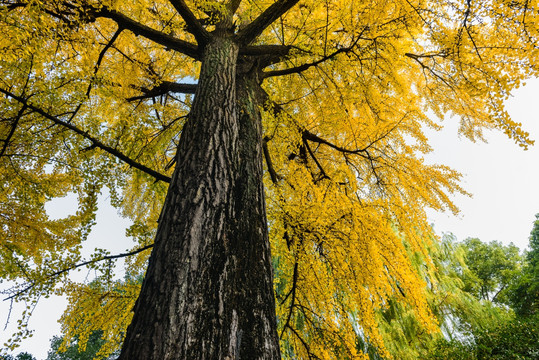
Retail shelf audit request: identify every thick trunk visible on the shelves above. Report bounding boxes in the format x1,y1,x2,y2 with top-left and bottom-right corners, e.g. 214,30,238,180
119,37,281,359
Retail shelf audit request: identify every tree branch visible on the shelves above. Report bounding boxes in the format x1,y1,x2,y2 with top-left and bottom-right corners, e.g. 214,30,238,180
263,136,280,184
280,261,298,339
4,244,154,301
236,0,300,45
127,81,198,102
227,0,242,15
0,88,171,183
97,7,200,59
0,105,27,157
302,130,369,155
302,135,330,182
86,27,123,97
263,40,359,78
241,44,291,56
167,0,210,44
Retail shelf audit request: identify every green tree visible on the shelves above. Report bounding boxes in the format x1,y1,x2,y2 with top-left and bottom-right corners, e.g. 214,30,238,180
429,314,539,360
459,238,523,304
507,214,539,316
426,227,539,360
46,331,119,360
2,353,36,360
376,234,512,360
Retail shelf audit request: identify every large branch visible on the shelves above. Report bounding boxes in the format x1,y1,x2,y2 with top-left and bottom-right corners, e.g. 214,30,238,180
97,7,199,59
236,0,300,45
227,0,242,15
0,88,171,183
167,0,210,44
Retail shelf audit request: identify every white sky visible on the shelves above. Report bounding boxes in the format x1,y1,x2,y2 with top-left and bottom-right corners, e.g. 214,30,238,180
425,78,539,250
2,79,539,359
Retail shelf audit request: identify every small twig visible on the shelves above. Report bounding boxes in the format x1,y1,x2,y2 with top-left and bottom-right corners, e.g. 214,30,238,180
3,244,154,301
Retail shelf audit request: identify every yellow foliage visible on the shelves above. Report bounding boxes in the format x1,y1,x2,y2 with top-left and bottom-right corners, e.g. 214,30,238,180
0,0,538,358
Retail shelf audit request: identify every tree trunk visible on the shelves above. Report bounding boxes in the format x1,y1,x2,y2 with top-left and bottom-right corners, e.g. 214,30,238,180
118,36,281,359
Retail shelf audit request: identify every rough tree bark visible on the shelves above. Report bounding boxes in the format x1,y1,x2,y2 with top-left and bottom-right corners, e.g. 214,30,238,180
118,34,281,359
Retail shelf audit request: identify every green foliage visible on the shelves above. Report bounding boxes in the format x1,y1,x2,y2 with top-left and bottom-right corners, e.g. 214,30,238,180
46,330,118,360
428,338,474,360
506,214,539,316
427,215,539,359
459,238,523,304
428,315,539,360
474,314,539,360
2,353,36,360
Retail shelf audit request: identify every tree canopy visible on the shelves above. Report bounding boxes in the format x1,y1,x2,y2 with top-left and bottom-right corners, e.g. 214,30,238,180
1,0,538,359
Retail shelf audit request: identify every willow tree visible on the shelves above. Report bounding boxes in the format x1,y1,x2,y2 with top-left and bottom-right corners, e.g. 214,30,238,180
0,0,537,359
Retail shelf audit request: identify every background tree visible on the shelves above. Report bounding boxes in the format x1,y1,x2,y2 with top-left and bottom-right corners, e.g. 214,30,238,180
3,353,36,360
507,214,539,316
373,234,513,359
1,1,538,359
46,330,119,360
426,216,539,360
459,238,523,304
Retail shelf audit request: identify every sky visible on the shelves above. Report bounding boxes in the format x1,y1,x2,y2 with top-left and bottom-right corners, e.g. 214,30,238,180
1,79,539,359
425,78,539,250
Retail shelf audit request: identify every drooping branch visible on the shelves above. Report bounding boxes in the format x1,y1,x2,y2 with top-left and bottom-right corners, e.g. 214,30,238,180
97,7,199,59
4,244,154,301
236,0,300,45
167,0,210,44
0,88,171,183
127,81,198,102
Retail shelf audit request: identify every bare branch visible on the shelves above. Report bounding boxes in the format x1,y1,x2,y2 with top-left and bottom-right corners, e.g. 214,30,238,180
279,262,298,339
302,130,369,155
167,0,210,44
236,0,300,45
302,135,330,182
0,88,171,183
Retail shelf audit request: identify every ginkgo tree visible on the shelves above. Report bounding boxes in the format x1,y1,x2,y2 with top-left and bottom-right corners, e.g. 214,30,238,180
0,0,537,359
